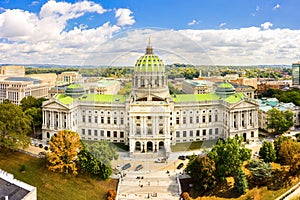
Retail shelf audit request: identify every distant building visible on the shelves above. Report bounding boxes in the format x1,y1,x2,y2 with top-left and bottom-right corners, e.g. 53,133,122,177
87,79,120,95
292,61,300,87
257,80,291,94
0,77,49,104
0,65,25,77
56,71,82,86
182,79,214,94
0,169,37,200
26,73,57,88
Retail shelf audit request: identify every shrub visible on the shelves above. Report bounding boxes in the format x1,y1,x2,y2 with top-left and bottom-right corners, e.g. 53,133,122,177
106,190,116,200
20,164,26,172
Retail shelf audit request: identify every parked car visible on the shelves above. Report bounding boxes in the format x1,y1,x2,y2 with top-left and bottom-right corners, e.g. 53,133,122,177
135,164,143,171
177,163,184,170
154,158,167,163
122,163,131,170
39,144,43,148
178,155,186,160
44,145,49,151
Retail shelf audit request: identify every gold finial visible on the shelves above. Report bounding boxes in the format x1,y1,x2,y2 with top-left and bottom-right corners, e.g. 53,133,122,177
148,35,151,46
146,35,153,54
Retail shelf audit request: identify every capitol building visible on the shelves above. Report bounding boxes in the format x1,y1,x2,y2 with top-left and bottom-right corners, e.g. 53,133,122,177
42,44,259,157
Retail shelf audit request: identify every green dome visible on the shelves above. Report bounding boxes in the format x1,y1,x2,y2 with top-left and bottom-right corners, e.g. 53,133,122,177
65,84,84,98
216,82,236,97
134,45,165,73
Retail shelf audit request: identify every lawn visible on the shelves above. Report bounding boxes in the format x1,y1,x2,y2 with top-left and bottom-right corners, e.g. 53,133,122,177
171,140,218,152
0,150,118,200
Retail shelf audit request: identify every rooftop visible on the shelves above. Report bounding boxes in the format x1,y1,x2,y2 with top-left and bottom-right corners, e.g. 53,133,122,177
56,94,127,105
5,77,40,84
184,79,213,87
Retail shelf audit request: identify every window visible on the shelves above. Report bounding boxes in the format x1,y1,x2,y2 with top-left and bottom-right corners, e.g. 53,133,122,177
101,117,104,123
137,116,140,120
94,130,98,136
202,116,206,123
203,129,206,136
190,130,193,137
183,131,186,137
215,115,218,122
209,129,212,135
113,131,117,138
120,131,124,138
88,129,91,136
196,130,200,136
148,129,152,135
82,115,85,123
114,117,117,124
251,131,254,137
148,116,151,120
176,117,180,124
159,116,163,119
215,128,219,134
190,117,193,124
95,116,98,123
209,115,212,122
120,118,124,125
82,129,85,135
107,117,110,124
88,116,92,123
101,130,104,137
183,117,186,124
107,131,111,137
176,131,180,137
196,116,199,123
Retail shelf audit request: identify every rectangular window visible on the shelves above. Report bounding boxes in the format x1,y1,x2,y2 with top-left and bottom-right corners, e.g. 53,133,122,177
121,118,124,125
215,128,219,134
190,130,193,137
209,115,212,122
94,130,98,136
88,116,92,123
120,131,124,138
196,116,199,123
101,130,104,137
251,131,254,137
82,115,85,123
101,117,104,123
196,130,200,136
190,117,193,124
215,115,218,122
113,131,117,138
95,116,98,123
176,131,180,137
202,116,206,123
82,129,85,135
107,117,110,124
209,129,212,135
114,117,117,124
183,131,186,137
183,117,186,124
107,131,111,137
88,129,91,136
176,117,180,124
203,129,206,136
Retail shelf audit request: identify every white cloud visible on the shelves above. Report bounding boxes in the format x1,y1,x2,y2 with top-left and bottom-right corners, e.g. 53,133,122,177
219,23,227,28
115,8,135,26
30,1,39,6
187,20,199,26
261,22,273,30
273,4,280,10
256,5,260,11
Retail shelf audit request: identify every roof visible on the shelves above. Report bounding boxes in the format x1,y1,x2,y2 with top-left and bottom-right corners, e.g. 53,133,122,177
173,92,245,104
5,77,40,84
56,94,126,104
184,79,213,87
66,83,83,89
0,178,29,200
217,82,235,89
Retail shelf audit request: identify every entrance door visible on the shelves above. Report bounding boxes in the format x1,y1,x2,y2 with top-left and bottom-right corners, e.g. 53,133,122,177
147,141,153,152
159,141,164,150
135,141,141,151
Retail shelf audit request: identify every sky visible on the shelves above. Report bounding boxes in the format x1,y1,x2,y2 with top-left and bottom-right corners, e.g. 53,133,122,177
1,0,300,66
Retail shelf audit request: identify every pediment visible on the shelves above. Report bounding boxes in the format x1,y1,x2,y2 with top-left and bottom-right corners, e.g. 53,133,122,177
230,100,258,109
43,99,70,110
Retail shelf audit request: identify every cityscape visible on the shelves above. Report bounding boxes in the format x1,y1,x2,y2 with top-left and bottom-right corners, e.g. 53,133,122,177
1,1,300,200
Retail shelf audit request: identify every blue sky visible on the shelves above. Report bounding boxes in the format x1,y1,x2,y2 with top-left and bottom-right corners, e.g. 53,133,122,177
0,0,300,65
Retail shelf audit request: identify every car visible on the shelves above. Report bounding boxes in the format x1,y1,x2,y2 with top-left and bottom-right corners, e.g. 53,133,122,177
178,155,186,160
177,163,184,170
34,143,39,147
154,158,167,163
114,164,121,171
44,146,49,151
122,163,131,170
39,144,43,148
135,164,143,171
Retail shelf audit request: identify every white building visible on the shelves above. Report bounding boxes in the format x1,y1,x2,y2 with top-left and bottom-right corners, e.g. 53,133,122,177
42,44,259,157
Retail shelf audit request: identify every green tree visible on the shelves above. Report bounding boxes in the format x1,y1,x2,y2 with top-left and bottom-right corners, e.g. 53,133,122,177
0,102,31,150
186,155,217,191
20,96,39,111
48,130,82,175
208,136,251,180
78,141,118,179
234,169,248,195
246,159,272,186
267,108,294,134
259,141,276,163
25,107,42,136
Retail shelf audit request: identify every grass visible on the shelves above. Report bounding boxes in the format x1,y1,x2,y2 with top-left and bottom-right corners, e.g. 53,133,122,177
0,150,118,200
171,140,218,152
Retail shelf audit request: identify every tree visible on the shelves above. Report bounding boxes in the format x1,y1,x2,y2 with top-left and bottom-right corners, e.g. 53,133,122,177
20,96,39,111
278,140,300,175
274,136,294,163
0,102,31,150
78,141,118,179
267,108,294,134
25,107,42,136
47,130,82,175
186,155,217,191
208,136,251,180
234,169,248,195
259,141,276,163
246,159,272,186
